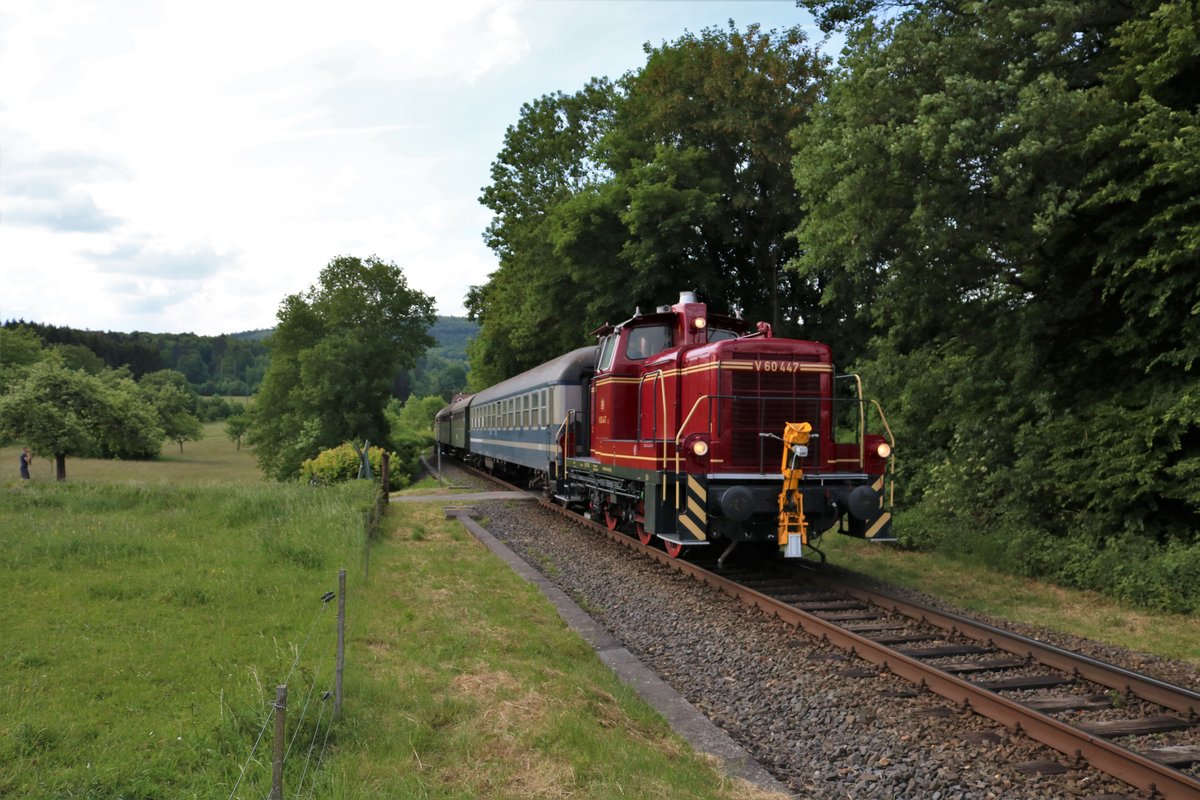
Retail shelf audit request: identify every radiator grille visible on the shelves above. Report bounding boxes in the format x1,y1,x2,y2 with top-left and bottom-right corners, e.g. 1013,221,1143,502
728,369,824,471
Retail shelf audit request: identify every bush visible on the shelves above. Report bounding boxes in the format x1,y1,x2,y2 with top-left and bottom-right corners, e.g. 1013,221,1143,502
299,442,407,489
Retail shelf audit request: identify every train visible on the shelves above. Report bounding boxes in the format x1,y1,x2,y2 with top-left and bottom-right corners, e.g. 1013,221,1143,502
436,291,895,566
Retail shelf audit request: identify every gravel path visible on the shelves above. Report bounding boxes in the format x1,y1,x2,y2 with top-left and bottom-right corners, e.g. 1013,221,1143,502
471,497,1182,799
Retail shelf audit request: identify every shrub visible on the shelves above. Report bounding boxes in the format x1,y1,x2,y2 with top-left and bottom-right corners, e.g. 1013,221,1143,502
299,442,407,489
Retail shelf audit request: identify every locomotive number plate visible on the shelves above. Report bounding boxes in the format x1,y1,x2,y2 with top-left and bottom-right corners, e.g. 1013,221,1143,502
754,360,800,373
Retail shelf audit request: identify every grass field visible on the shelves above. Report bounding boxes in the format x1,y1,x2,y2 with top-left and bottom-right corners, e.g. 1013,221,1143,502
0,428,781,799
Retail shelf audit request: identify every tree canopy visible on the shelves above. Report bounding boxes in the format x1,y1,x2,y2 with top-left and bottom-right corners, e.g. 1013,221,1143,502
469,23,828,386
249,255,436,480
0,360,163,480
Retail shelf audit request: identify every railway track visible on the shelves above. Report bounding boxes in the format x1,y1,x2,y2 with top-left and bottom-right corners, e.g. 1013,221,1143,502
449,460,1200,799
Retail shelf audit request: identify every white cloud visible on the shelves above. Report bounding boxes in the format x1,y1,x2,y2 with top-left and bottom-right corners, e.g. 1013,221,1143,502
0,0,820,335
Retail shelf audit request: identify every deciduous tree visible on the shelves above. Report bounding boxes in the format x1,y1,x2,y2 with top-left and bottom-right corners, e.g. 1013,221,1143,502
250,255,435,480
0,361,163,480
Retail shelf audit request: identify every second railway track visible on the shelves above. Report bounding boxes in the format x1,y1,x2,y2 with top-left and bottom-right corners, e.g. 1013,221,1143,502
438,459,1200,798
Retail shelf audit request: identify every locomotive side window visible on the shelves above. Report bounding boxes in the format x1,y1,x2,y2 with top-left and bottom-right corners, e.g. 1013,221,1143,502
598,334,618,372
625,324,672,360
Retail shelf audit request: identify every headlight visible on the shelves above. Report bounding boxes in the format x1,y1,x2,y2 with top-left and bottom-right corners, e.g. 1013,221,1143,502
692,439,709,457
693,316,707,330
876,442,892,459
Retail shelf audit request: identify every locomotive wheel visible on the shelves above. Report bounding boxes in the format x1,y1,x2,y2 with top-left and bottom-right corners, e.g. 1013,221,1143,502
663,540,684,558
634,502,651,545
604,507,621,531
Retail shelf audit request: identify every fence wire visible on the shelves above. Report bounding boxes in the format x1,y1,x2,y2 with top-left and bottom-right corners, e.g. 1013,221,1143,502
227,584,339,800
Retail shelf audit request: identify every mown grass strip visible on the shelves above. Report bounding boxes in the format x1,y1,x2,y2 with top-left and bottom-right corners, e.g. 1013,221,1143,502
336,498,784,799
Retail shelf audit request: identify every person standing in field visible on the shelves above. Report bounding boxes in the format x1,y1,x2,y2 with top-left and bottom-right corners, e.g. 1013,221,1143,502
19,446,31,480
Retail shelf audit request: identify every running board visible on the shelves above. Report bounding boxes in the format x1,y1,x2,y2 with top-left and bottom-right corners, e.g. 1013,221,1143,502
655,535,710,547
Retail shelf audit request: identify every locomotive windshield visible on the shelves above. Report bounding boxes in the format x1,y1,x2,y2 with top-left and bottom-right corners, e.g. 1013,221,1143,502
707,327,740,343
625,324,672,360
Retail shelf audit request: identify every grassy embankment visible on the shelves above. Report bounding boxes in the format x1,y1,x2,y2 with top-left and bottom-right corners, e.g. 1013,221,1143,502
821,526,1200,665
0,427,780,799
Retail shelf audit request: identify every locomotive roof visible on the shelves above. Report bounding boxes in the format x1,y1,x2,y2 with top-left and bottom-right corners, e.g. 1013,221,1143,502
590,308,751,338
472,345,598,405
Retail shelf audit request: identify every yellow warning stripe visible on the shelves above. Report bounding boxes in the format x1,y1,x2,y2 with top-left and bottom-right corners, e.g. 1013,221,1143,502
680,513,707,541
686,476,707,526
865,512,892,539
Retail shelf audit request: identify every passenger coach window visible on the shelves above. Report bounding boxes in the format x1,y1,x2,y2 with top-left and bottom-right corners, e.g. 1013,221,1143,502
625,325,672,360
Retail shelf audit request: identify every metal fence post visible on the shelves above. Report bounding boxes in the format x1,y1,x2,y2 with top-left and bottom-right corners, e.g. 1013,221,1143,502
270,684,287,800
335,568,346,719
381,452,390,501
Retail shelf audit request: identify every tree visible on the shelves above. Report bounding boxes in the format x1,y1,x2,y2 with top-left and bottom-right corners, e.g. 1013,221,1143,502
470,24,829,383
0,361,163,480
250,255,436,480
470,79,619,386
790,0,1200,552
0,326,47,393
225,408,251,450
140,369,204,453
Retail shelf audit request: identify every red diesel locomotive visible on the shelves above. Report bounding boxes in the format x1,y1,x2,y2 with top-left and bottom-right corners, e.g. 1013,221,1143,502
437,291,895,565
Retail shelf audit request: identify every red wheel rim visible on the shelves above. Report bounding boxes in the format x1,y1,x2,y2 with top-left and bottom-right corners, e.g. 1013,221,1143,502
636,523,652,545
604,509,620,530
664,540,683,558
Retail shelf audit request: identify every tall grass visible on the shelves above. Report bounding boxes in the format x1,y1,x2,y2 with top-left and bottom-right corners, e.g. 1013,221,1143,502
0,428,374,798
0,428,783,800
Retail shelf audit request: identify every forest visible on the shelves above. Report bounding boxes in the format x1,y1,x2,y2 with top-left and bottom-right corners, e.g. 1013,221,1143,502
467,0,1199,611
1,320,271,396
0,317,476,402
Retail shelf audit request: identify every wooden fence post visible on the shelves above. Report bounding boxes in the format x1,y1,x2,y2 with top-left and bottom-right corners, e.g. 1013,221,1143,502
381,452,390,501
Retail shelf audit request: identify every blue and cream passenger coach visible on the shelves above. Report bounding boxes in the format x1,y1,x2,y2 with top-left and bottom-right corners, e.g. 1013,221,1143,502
465,346,596,472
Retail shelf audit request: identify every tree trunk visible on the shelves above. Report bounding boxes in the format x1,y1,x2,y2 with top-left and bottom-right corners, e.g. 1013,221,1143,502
55,453,67,481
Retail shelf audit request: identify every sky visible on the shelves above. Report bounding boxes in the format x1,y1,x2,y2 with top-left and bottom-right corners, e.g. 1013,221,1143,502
1,0,829,336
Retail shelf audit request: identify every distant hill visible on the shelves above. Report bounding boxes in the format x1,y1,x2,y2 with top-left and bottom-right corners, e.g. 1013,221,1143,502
228,328,273,342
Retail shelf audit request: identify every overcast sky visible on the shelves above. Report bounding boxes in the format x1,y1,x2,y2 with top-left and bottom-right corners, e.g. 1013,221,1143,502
1,0,826,336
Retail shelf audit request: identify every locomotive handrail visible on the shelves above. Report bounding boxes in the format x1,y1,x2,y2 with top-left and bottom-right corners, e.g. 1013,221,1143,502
554,409,577,468
673,395,714,505
870,398,897,506
637,370,670,470
835,373,867,470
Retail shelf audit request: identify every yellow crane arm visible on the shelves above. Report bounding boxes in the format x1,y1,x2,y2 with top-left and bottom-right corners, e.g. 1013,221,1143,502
777,421,812,558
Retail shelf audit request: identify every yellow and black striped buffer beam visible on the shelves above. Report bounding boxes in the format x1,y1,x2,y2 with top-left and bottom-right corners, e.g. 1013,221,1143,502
678,475,708,542
864,476,894,540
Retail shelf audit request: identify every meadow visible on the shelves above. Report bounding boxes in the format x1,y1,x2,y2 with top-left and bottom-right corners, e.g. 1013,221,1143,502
1,427,373,798
0,429,780,800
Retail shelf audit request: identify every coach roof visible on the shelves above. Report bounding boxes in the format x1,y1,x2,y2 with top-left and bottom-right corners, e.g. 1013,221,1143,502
473,346,598,406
